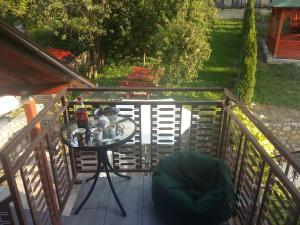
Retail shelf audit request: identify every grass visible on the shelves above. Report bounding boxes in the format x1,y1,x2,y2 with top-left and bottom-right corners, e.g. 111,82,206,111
255,63,300,108
254,12,300,109
93,64,131,86
184,19,243,88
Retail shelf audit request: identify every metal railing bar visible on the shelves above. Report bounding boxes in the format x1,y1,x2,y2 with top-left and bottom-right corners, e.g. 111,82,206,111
68,87,224,92
224,88,300,174
225,106,300,201
68,100,223,106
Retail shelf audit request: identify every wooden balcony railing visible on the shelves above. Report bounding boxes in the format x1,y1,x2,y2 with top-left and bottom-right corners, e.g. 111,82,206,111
0,87,299,225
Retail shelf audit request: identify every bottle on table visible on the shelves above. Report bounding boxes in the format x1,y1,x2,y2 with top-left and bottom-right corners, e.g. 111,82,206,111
75,95,89,129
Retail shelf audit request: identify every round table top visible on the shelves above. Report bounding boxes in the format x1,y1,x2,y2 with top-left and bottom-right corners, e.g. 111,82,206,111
62,115,137,151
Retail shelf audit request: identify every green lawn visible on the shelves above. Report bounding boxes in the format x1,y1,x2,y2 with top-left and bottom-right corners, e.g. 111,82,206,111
92,18,300,108
185,19,242,88
187,18,300,108
254,15,300,109
93,64,131,86
255,63,300,108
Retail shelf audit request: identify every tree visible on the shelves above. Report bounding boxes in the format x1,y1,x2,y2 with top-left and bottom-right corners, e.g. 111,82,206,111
103,0,180,65
0,0,217,81
237,0,257,105
0,0,31,25
153,0,217,85
1,0,112,79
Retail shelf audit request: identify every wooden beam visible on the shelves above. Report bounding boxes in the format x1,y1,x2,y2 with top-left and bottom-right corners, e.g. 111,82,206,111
274,9,285,58
23,97,41,136
268,9,275,38
0,83,67,96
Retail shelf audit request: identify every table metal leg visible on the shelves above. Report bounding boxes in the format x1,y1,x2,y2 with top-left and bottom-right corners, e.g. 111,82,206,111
104,151,131,179
85,174,97,182
74,151,101,215
102,151,127,217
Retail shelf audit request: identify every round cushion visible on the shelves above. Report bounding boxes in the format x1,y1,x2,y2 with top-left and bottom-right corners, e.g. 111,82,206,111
152,151,235,225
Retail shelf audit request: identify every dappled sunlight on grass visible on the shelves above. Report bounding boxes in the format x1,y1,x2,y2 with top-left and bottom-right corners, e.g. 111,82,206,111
202,66,238,73
160,91,223,101
93,64,131,86
184,19,243,88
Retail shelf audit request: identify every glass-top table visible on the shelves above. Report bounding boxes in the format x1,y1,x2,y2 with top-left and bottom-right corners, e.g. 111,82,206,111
62,115,137,216
62,115,136,150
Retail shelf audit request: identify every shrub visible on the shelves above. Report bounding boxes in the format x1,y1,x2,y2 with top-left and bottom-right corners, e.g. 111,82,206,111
237,0,257,105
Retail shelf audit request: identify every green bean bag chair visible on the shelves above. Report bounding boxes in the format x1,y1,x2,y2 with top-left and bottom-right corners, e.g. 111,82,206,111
152,151,235,225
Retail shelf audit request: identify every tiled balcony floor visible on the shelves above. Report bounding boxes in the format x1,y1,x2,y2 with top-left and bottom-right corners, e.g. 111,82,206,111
62,176,166,225
62,176,231,225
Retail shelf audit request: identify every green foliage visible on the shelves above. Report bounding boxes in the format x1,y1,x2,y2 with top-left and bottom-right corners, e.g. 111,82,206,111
235,108,274,155
1,0,216,82
154,0,217,85
0,0,29,20
105,1,188,62
27,27,85,54
237,0,257,105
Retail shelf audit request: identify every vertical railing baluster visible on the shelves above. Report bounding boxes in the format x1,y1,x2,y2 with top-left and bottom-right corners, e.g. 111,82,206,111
36,141,61,225
176,104,182,152
0,154,29,225
291,203,300,225
150,104,154,169
285,162,291,176
46,133,62,208
233,132,244,182
188,104,194,151
222,115,232,160
20,166,40,225
218,97,230,158
138,104,142,170
217,105,225,157
236,140,248,192
255,169,272,225
249,161,266,225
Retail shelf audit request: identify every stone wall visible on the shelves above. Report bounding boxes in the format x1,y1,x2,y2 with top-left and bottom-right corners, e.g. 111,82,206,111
0,104,44,150
264,122,300,152
253,105,300,154
0,112,27,150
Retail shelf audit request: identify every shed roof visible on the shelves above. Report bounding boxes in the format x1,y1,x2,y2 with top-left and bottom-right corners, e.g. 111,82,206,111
270,0,300,8
0,19,94,96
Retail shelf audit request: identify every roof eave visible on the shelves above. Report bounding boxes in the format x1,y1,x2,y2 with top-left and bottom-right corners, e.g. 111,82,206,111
0,19,95,89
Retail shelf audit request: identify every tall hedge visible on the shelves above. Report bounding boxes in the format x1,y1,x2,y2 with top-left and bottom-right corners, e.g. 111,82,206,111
237,0,257,105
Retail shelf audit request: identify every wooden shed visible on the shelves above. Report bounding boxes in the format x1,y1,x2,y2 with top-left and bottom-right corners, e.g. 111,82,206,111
267,0,300,59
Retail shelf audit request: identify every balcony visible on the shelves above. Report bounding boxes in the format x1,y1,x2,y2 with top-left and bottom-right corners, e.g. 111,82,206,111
0,88,299,225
